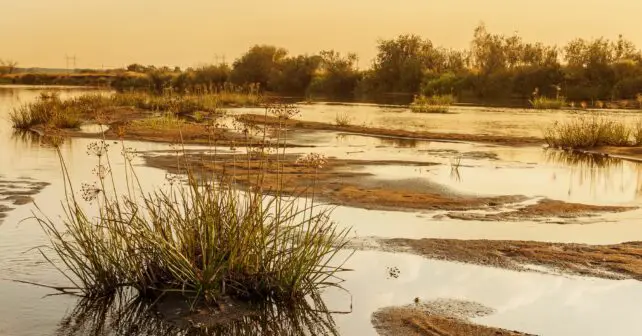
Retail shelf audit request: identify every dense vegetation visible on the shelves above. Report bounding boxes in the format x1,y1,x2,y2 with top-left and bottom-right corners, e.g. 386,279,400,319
6,24,642,106
10,89,259,129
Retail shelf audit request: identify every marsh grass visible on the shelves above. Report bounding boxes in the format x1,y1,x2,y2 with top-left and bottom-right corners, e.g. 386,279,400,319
10,92,84,129
129,114,186,130
410,94,455,113
34,104,351,307
10,89,260,129
334,112,353,126
530,96,566,109
544,115,639,148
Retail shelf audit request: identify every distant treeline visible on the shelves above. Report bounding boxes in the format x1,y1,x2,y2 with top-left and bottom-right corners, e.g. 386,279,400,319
5,24,642,105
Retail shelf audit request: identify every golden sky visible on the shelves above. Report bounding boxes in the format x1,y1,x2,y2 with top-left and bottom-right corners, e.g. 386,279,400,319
2,0,641,69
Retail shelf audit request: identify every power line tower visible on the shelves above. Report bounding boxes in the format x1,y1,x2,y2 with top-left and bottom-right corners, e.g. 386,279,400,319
213,54,226,65
65,54,77,73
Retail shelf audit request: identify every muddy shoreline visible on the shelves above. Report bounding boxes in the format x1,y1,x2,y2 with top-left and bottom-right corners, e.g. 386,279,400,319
143,153,530,212
236,113,543,146
353,237,642,281
372,300,534,336
444,199,636,223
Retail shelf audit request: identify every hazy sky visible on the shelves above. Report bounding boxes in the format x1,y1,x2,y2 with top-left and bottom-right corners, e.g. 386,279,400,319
2,0,642,69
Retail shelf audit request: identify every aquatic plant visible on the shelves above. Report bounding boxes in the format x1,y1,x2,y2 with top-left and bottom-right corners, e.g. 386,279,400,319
10,90,261,130
544,115,636,148
129,114,186,130
633,119,642,145
10,92,83,129
334,112,353,126
410,94,455,113
529,96,566,109
34,105,351,306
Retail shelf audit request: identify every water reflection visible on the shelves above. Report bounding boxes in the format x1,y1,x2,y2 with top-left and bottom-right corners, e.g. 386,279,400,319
378,138,418,148
56,293,340,336
543,149,622,170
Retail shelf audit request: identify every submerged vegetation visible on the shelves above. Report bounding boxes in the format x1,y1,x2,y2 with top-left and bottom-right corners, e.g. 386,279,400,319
410,94,455,113
34,105,351,307
544,115,642,148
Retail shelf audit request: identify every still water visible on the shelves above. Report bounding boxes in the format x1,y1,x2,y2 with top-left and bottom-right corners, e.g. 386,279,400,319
1,87,642,335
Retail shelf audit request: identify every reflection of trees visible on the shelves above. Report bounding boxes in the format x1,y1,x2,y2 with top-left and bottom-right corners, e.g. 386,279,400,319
378,137,418,148
11,130,69,149
56,293,340,336
544,149,642,199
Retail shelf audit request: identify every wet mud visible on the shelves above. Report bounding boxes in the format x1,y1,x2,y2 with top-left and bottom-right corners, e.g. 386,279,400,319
144,153,526,212
236,114,542,146
0,177,49,224
361,238,642,281
372,299,533,336
444,199,636,222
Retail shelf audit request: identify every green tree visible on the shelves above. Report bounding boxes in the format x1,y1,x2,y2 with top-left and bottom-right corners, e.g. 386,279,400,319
230,45,288,90
268,55,321,94
308,50,360,97
371,35,447,93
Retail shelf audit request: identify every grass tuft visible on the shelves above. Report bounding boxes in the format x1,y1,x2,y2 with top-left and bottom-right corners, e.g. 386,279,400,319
530,96,566,109
10,93,83,129
34,105,351,306
334,112,353,126
544,114,638,148
10,89,261,129
410,94,455,113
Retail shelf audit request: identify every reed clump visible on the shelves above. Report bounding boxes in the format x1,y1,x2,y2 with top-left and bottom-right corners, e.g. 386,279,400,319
10,89,261,129
334,112,353,126
35,105,351,306
10,92,84,129
530,96,566,109
544,115,641,148
410,94,455,113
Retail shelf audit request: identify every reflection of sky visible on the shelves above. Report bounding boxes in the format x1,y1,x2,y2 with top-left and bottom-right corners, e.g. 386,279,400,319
3,87,642,335
330,251,642,336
